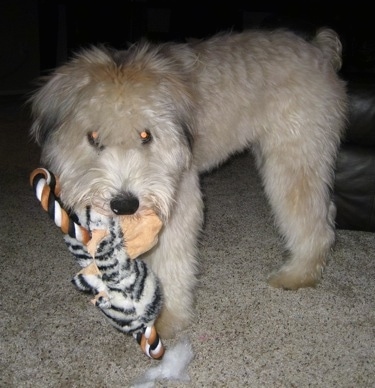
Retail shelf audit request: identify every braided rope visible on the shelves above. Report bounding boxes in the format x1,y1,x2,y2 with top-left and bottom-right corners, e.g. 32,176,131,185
30,168,165,360
135,326,165,359
30,168,90,244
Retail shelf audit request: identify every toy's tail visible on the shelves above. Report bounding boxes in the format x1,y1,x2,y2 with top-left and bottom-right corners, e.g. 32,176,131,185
30,168,90,244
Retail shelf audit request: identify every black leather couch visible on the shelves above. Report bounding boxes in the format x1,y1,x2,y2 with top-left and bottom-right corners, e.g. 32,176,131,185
334,75,375,232
331,9,375,233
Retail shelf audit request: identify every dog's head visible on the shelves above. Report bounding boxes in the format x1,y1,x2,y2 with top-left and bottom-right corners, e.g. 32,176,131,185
29,43,197,221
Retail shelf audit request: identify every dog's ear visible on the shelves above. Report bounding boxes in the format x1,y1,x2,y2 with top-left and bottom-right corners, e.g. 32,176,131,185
28,46,113,146
29,68,88,146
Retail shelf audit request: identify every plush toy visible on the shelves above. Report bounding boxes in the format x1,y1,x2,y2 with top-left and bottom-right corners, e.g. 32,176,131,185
30,168,165,360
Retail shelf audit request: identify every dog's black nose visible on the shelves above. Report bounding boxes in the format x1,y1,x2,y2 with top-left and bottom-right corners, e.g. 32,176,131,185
110,193,139,215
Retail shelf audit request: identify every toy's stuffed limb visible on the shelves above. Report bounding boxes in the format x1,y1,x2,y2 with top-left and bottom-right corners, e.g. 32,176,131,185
121,208,163,259
72,229,111,306
72,274,111,308
73,263,111,308
86,229,109,257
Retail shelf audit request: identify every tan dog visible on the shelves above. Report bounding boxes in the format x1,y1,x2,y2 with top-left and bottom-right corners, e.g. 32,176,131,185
29,28,347,338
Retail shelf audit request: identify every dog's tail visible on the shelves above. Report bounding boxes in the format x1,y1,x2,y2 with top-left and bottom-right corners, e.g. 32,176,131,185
312,28,343,72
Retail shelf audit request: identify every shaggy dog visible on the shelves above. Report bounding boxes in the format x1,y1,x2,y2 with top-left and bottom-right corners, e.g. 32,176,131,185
29,28,347,338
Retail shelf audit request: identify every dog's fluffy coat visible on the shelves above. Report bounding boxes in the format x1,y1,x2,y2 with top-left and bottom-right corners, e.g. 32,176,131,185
30,28,347,338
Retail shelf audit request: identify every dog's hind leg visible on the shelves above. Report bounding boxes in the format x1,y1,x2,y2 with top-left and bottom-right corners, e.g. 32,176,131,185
256,138,337,290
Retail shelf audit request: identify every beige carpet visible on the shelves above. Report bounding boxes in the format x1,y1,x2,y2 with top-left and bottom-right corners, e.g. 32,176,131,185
1,97,374,387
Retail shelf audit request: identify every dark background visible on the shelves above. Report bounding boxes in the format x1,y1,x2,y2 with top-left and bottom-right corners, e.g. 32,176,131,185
0,0,374,95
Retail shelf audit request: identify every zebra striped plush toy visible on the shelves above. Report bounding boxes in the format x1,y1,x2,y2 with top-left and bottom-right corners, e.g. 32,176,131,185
30,168,165,360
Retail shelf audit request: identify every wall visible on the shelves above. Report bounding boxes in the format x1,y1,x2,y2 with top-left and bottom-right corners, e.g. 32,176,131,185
0,0,39,95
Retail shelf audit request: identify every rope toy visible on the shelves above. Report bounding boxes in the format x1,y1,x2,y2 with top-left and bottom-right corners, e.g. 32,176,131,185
30,168,165,360
30,168,90,244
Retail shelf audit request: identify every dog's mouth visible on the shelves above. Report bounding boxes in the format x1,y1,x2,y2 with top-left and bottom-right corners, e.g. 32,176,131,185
77,187,164,221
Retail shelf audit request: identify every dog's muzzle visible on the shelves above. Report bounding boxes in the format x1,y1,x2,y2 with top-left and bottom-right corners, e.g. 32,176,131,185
110,192,139,215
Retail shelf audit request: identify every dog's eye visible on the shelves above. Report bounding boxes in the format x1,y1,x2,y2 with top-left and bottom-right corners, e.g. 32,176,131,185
87,131,104,151
140,130,152,144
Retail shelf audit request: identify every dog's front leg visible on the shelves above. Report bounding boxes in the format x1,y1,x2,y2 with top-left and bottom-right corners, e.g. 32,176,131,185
144,170,204,339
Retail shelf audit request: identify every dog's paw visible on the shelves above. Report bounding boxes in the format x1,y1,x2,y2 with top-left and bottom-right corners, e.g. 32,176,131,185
268,267,321,290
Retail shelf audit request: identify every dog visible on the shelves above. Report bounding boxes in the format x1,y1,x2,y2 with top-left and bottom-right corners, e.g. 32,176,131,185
29,28,347,338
